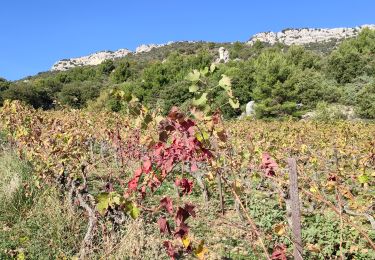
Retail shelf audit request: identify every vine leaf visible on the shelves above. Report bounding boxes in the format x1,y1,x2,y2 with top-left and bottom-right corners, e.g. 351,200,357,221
182,235,191,249
229,98,240,109
96,193,110,215
210,63,216,73
219,74,231,90
192,93,208,107
271,244,287,260
160,197,174,215
273,223,286,236
158,217,171,235
163,241,177,259
195,240,208,260
125,202,140,219
189,84,199,93
200,66,209,76
358,174,369,184
175,178,194,195
186,70,200,82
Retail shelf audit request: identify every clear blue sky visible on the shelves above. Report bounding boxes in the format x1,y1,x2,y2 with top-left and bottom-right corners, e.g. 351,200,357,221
1,0,374,80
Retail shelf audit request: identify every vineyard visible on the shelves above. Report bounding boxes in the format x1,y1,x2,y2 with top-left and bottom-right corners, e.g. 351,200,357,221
1,70,375,259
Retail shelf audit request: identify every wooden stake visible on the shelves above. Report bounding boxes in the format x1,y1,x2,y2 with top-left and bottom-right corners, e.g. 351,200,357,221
287,158,303,260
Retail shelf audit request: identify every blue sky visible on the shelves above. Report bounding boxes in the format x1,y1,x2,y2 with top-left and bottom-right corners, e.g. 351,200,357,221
1,0,374,80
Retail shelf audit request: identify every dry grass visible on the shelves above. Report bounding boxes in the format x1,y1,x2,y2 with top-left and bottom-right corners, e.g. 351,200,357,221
0,152,23,202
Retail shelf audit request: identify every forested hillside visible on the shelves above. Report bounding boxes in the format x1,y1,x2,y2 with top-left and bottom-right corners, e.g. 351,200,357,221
1,29,375,119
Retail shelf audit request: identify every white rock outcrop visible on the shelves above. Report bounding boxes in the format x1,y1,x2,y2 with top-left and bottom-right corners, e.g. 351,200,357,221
135,41,174,54
51,49,132,71
245,101,255,116
216,47,230,63
247,24,375,46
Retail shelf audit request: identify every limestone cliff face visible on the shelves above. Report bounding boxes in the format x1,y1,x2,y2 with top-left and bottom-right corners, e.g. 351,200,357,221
51,42,175,71
247,24,375,46
135,42,174,54
51,49,132,71
50,25,375,71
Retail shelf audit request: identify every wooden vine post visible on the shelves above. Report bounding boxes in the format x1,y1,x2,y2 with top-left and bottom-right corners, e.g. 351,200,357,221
287,158,303,260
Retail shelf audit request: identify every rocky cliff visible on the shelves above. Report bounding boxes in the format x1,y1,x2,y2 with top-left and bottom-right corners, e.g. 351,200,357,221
51,25,375,71
51,42,177,71
51,49,132,71
247,24,375,46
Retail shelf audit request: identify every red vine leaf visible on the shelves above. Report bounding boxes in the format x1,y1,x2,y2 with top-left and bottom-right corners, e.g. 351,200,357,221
174,222,189,239
163,241,177,259
184,203,196,217
158,217,171,235
261,153,278,176
271,244,287,260
175,178,194,195
175,206,194,226
191,162,198,172
143,159,152,173
160,197,174,215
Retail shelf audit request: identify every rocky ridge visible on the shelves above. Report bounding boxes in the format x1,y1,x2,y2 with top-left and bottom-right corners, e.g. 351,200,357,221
52,41,177,71
247,24,375,46
51,49,132,71
51,25,375,71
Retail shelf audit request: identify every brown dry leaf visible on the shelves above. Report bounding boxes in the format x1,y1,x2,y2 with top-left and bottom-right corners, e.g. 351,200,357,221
306,243,321,253
349,245,359,253
273,223,286,236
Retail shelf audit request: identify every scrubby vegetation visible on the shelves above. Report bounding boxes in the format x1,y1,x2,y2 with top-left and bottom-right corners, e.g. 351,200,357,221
1,29,375,119
1,29,375,260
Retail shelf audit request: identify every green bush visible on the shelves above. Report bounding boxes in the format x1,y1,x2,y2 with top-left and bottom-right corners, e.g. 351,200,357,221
58,81,101,108
111,61,132,83
356,82,375,119
313,102,348,121
2,83,54,109
327,28,375,83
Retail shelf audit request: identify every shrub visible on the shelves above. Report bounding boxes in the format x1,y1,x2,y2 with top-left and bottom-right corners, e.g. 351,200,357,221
356,82,375,119
58,81,101,108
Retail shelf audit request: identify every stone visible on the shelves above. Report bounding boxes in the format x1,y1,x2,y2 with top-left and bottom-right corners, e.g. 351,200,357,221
245,101,255,116
216,47,230,63
135,44,161,54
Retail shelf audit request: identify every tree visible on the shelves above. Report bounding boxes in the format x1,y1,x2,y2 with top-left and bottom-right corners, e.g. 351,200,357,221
0,78,11,106
2,83,53,109
111,61,131,83
356,82,375,119
99,60,115,76
327,28,375,83
251,49,297,117
58,81,101,108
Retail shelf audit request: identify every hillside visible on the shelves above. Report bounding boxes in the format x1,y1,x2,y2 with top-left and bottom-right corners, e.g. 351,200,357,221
1,25,375,260
1,26,375,120
50,25,375,72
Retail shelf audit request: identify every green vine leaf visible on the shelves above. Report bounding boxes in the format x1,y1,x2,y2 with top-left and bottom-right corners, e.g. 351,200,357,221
96,193,110,215
125,202,141,219
186,70,200,82
192,93,208,106
200,67,209,76
189,84,199,93
210,63,216,73
219,74,231,90
229,98,240,109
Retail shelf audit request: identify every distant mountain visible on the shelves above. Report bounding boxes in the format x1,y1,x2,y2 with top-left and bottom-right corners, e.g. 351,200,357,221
50,25,375,72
